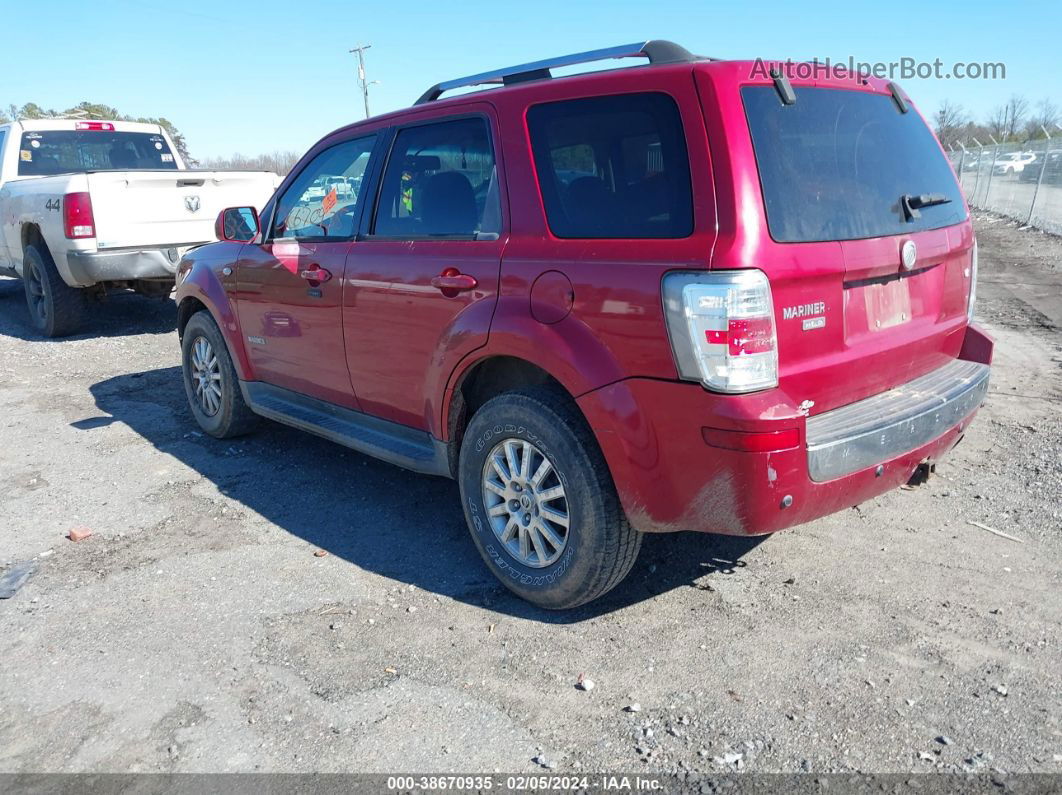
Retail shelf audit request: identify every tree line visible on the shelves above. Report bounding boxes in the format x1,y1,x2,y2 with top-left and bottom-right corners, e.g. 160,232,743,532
934,95,1061,150
199,151,303,174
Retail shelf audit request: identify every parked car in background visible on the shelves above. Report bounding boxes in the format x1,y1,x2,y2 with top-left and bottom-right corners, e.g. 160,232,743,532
1019,150,1062,183
0,119,281,336
175,41,991,608
992,151,1036,175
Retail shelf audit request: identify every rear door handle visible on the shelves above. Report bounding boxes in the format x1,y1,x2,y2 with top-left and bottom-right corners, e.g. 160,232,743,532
299,265,332,283
431,268,477,292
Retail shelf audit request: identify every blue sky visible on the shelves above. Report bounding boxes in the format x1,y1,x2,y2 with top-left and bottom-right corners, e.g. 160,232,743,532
2,0,1057,159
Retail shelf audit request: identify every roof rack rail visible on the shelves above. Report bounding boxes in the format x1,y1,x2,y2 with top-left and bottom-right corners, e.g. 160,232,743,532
415,40,702,105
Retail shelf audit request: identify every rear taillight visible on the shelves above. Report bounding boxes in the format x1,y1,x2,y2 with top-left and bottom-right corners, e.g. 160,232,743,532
663,269,778,393
967,240,978,322
64,192,95,239
75,121,115,131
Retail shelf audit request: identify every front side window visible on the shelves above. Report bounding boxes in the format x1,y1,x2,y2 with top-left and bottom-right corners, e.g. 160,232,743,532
17,130,177,176
527,92,694,239
374,117,500,239
271,135,377,240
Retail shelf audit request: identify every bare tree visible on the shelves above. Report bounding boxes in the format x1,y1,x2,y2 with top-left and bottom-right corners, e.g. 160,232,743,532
1005,95,1029,140
986,105,1007,140
935,100,969,149
1025,98,1060,138
201,151,303,175
986,95,1030,141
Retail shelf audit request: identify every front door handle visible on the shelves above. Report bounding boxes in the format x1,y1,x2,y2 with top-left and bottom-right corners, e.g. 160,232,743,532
431,268,477,292
299,265,332,283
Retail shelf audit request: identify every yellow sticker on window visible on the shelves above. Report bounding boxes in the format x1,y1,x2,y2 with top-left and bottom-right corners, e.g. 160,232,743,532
20,150,32,162
321,187,338,217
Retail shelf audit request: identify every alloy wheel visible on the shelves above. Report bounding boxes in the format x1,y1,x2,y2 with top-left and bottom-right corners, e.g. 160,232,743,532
481,438,570,568
189,336,223,416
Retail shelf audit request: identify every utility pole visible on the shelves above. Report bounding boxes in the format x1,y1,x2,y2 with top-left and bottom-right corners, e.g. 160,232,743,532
349,44,373,119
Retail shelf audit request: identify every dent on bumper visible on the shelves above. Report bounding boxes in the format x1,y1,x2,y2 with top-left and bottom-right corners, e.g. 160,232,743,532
66,247,183,286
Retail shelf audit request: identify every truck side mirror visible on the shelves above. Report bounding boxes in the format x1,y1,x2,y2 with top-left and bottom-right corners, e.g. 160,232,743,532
216,206,259,243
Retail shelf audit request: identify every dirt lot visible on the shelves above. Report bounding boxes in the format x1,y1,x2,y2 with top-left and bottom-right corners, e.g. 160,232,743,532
0,213,1059,777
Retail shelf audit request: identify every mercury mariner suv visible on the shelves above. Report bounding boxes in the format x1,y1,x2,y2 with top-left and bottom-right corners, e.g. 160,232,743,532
174,41,992,608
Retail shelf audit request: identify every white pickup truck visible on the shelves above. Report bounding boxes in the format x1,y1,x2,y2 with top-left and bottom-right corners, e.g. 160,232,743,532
0,119,280,336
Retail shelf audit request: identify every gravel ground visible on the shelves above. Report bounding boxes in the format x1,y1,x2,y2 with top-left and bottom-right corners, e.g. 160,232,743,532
0,214,1059,777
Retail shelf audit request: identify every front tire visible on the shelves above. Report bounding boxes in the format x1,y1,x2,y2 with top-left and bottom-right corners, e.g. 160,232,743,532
22,244,85,337
458,387,642,609
181,311,259,438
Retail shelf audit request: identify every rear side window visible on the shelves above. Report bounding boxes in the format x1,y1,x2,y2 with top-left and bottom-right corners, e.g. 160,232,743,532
527,92,693,239
373,117,500,239
17,130,178,176
742,86,967,242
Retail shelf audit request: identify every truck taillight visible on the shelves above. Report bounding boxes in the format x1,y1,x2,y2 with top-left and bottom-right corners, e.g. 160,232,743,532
64,192,95,239
75,121,115,131
663,270,778,393
967,240,978,322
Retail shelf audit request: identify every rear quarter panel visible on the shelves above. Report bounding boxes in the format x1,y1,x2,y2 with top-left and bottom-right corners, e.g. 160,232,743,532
440,65,719,435
0,173,87,280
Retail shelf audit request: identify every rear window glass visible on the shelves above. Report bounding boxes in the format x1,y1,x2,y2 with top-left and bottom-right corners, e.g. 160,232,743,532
17,130,178,176
742,86,967,242
527,92,693,239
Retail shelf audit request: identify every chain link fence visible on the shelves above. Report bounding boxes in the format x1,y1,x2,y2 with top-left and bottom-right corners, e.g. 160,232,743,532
948,138,1062,234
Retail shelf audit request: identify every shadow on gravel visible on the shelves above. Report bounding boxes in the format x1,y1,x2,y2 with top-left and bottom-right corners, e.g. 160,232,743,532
82,365,766,623
0,276,175,340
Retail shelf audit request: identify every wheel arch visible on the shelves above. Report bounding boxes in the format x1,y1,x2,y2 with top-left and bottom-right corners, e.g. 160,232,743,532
442,353,607,479
175,254,252,380
21,222,45,253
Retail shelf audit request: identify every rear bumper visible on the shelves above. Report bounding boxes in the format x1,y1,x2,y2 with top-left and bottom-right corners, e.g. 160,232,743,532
806,359,990,481
65,246,188,286
578,324,993,536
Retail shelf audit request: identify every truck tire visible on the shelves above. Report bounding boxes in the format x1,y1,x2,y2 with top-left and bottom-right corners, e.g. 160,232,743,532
458,386,642,609
180,311,259,438
22,244,85,337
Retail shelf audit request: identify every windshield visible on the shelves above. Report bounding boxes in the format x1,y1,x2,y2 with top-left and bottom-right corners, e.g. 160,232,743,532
17,130,178,176
742,86,966,242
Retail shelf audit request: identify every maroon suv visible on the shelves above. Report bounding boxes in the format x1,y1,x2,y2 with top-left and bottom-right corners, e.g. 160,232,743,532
175,41,992,608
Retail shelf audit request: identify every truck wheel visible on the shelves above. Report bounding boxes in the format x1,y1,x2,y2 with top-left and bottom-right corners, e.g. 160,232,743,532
181,311,259,438
458,386,642,609
22,244,85,337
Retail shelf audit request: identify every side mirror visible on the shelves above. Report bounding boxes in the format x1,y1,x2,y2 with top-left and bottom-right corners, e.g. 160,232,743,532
215,206,260,243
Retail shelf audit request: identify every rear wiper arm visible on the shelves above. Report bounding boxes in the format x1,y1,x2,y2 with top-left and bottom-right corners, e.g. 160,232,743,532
901,192,952,221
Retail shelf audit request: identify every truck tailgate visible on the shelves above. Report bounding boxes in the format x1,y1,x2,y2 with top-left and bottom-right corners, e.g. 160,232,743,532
86,170,279,249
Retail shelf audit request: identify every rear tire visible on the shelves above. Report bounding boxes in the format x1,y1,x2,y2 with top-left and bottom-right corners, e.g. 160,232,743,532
22,244,85,337
181,311,259,438
458,386,642,609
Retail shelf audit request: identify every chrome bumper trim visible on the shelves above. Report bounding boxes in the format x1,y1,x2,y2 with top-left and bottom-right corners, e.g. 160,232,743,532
806,359,990,482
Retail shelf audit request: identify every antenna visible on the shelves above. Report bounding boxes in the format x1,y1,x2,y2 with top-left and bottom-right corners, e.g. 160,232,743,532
349,44,373,119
